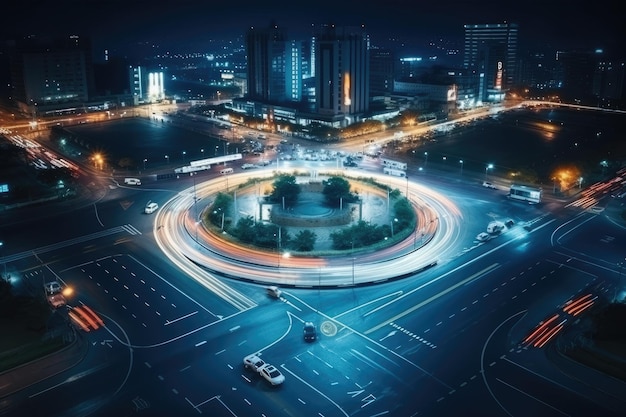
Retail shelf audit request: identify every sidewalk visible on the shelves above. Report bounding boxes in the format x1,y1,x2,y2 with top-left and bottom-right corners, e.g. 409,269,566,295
0,328,87,399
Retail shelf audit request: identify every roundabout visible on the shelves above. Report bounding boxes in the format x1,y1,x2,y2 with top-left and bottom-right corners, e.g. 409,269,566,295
154,168,464,288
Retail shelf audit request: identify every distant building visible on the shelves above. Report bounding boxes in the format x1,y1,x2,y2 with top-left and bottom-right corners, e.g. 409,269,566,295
593,59,625,107
234,23,370,129
463,23,518,105
8,35,95,116
245,23,291,103
555,50,597,102
314,25,370,126
129,66,165,103
369,47,395,96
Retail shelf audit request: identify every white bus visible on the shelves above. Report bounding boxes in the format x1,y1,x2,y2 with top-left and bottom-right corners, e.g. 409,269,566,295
382,158,407,170
383,167,406,177
508,184,542,204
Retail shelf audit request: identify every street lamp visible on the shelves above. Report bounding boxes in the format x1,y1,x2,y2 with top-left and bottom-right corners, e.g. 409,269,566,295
485,163,494,180
424,152,428,166
182,151,186,164
459,160,464,176
201,148,204,159
0,241,5,280
165,155,169,165
143,158,147,170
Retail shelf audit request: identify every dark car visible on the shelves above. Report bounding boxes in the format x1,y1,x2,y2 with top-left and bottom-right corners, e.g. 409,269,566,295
303,321,317,342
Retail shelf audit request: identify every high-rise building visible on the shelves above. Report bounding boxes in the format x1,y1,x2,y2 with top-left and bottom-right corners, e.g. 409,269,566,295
8,35,95,116
463,23,518,104
315,25,370,125
369,47,395,96
245,23,290,103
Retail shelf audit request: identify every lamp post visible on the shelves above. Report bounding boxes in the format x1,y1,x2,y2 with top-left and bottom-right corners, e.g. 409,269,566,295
201,148,204,159
424,152,428,167
165,155,169,165
485,163,493,181
459,160,464,176
0,241,5,280
351,239,355,285
182,151,186,164
143,158,147,170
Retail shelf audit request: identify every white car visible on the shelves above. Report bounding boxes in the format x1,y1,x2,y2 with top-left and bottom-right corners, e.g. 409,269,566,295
243,354,266,372
482,181,497,189
144,202,159,214
476,232,490,242
259,364,285,386
266,286,282,298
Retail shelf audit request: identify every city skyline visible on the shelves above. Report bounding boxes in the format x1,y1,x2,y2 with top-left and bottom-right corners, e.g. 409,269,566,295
3,0,623,57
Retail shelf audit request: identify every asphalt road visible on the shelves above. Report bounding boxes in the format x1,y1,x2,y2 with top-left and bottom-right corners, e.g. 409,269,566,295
1,108,626,416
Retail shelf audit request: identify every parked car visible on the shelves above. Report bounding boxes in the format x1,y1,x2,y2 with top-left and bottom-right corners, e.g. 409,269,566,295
476,232,490,242
482,181,497,189
303,322,317,342
259,364,285,386
243,354,266,372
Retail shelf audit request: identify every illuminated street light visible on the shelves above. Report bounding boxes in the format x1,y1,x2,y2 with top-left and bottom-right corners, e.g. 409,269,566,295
424,152,428,166
165,155,169,164
182,151,186,164
0,241,6,280
459,160,464,176
143,158,147,170
485,163,494,180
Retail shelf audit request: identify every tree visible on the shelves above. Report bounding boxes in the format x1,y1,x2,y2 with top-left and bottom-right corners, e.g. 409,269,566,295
269,174,300,208
208,192,233,227
291,230,317,251
232,216,255,243
330,220,385,250
322,176,358,208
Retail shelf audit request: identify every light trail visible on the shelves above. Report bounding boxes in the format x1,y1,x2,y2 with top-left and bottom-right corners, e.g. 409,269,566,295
154,169,464,289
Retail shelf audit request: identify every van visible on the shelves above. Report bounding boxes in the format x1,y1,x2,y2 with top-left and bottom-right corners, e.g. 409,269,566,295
124,178,141,186
144,201,159,214
220,167,233,175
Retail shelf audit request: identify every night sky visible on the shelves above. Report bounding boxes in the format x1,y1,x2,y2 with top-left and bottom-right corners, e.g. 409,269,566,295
3,0,624,56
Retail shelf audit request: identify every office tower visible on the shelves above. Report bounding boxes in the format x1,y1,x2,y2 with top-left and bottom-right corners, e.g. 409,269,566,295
8,35,95,116
369,47,395,96
285,40,304,102
463,23,518,103
555,50,599,102
594,59,625,105
315,25,370,123
245,23,289,103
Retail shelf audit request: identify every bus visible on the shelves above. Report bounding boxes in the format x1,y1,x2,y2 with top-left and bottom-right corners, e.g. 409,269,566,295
508,184,542,204
382,158,407,170
383,167,406,177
